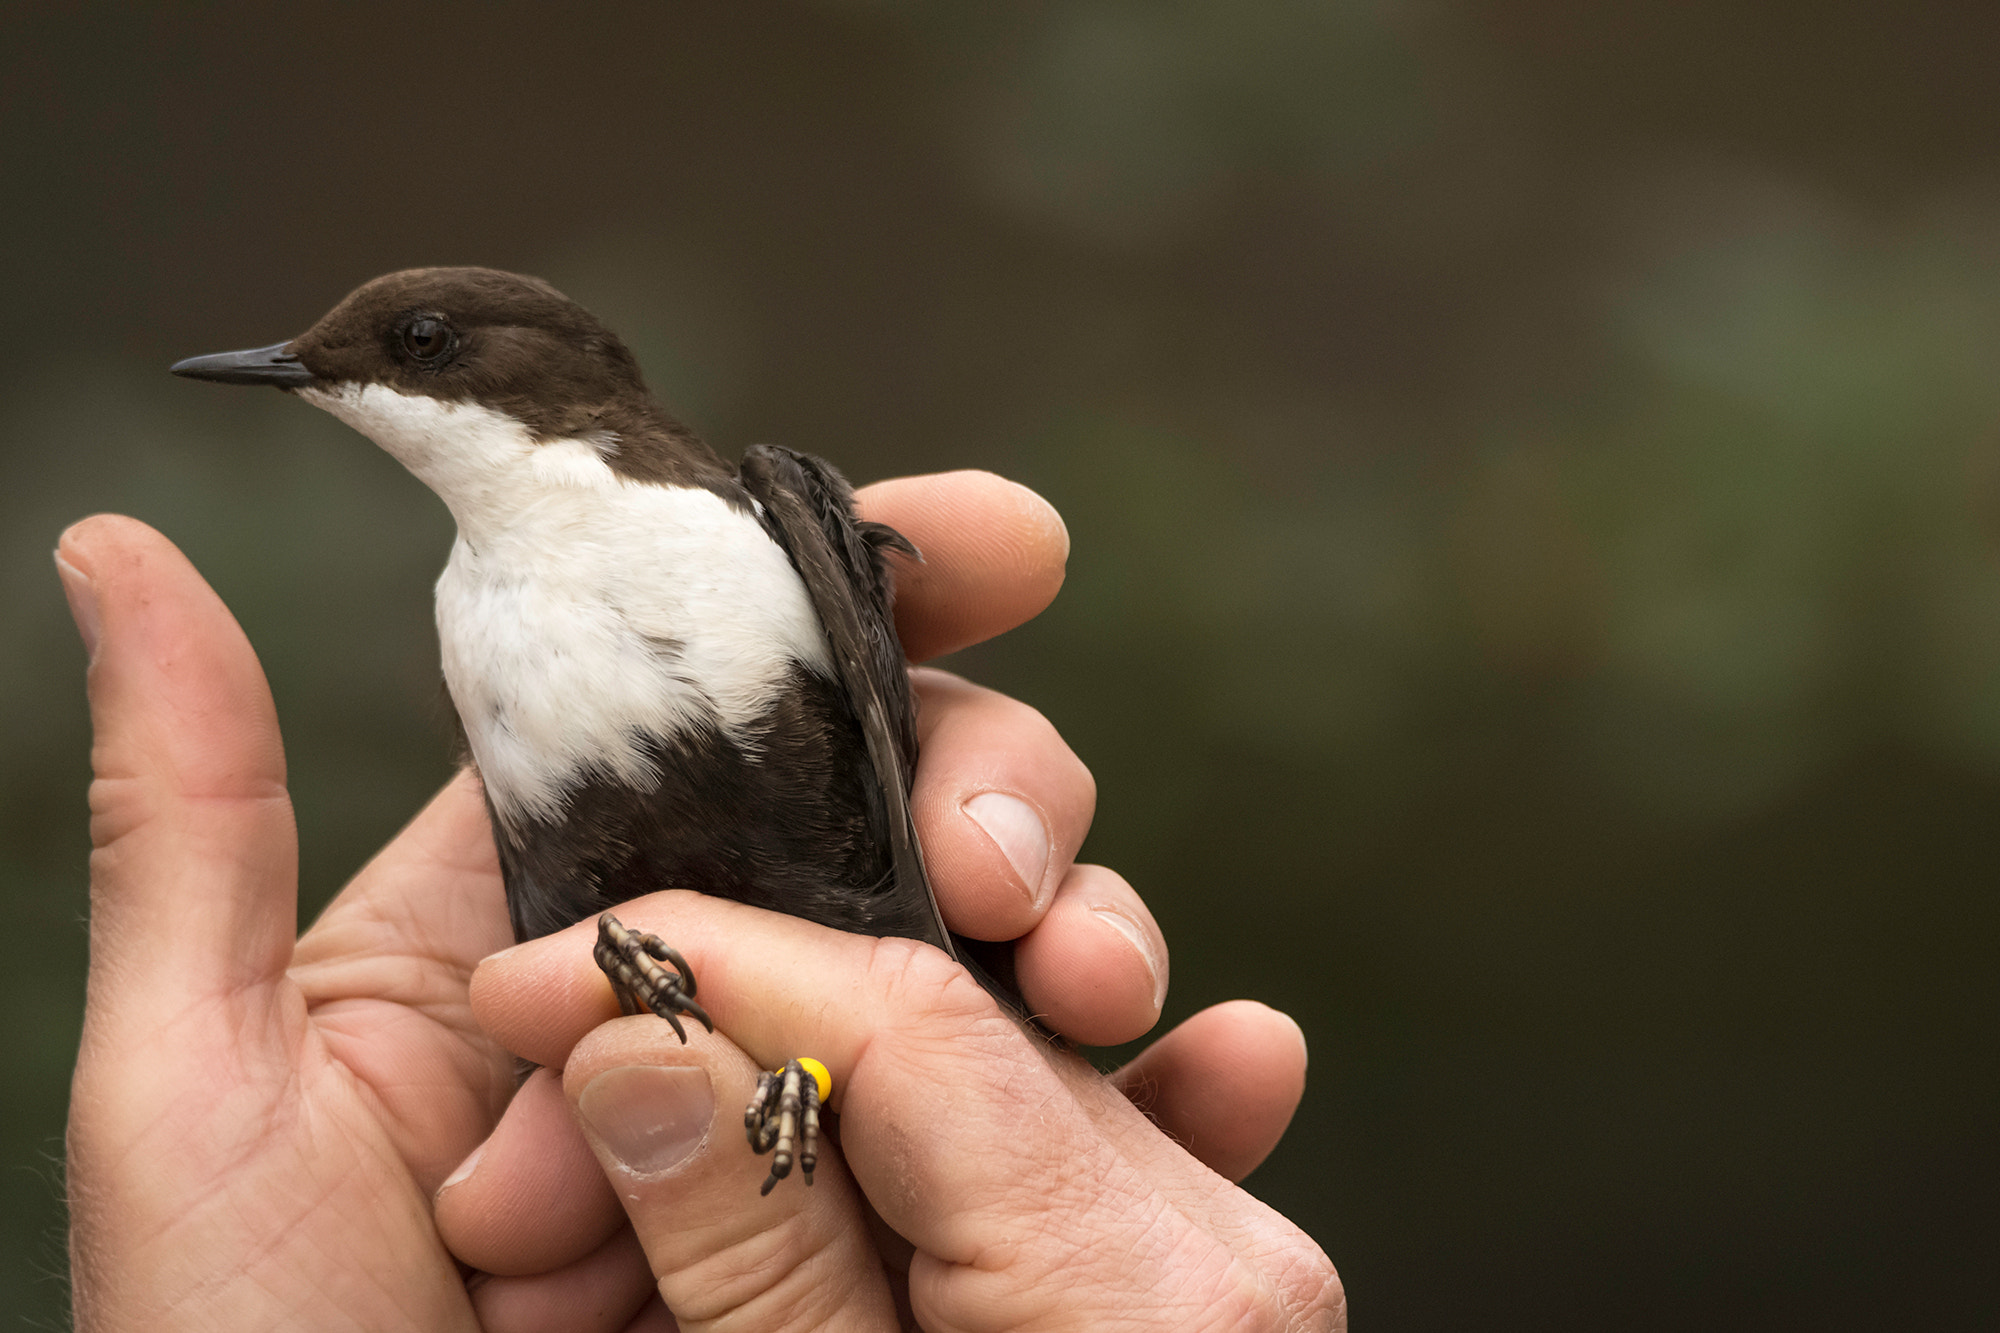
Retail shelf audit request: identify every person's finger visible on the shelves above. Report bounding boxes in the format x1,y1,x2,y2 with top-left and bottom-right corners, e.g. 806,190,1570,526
1012,864,1167,1047
471,859,1159,1071
1110,1001,1308,1182
467,1225,658,1333
58,513,297,1010
908,668,1095,942
855,471,1068,662
434,1068,626,1276
562,1016,900,1330
473,896,1343,1331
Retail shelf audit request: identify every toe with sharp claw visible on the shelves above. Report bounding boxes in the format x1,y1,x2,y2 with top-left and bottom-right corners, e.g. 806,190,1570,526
594,912,714,1043
746,1057,825,1194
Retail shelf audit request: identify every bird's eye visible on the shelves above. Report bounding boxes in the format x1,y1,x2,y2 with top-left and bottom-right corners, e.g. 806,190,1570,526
400,316,454,362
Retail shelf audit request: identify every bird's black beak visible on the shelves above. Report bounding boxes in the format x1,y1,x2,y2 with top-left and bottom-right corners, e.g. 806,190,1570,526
169,342,315,389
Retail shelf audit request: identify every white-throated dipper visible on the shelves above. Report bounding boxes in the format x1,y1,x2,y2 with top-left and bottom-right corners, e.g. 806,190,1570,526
172,266,1007,1192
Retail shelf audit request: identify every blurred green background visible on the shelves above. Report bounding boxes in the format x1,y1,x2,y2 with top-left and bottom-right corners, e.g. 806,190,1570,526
4,3,1997,1327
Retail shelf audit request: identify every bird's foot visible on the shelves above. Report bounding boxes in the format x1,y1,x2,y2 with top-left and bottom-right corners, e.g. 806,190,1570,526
594,913,715,1043
745,1057,829,1194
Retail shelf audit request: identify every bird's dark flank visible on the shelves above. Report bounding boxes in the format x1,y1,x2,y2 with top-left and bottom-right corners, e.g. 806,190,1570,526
173,266,1005,1192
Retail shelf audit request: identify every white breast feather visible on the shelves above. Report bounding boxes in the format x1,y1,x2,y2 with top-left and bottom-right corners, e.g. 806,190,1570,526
300,381,833,825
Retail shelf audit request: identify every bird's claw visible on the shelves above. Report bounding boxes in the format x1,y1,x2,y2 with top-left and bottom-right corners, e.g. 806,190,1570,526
594,913,714,1043
745,1057,827,1194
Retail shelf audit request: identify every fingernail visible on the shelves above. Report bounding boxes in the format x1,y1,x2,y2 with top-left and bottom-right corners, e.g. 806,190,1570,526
964,792,1052,908
1092,905,1168,1013
54,552,100,661
577,1065,713,1176
437,1139,486,1195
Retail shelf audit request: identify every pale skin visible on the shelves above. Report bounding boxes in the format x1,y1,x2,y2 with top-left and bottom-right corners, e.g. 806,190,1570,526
61,470,1343,1331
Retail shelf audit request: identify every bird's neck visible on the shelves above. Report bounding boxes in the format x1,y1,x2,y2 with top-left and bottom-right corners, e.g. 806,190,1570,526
300,380,716,549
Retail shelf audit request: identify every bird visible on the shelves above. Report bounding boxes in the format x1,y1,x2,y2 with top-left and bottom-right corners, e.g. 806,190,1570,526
171,266,1008,1192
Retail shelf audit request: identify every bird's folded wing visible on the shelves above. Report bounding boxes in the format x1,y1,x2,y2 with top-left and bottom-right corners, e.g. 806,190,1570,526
738,445,952,959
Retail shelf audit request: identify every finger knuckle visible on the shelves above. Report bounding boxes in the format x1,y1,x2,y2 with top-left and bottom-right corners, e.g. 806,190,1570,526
1160,1223,1344,1333
1249,1232,1346,1332
1089,1215,1345,1333
861,935,1000,1030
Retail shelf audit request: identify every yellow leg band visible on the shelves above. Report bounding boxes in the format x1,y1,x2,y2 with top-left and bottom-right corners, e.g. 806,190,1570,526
796,1057,833,1103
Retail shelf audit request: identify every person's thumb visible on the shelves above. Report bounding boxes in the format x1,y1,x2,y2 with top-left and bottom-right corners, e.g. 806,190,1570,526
59,516,297,1015
60,515,307,1326
564,1015,899,1332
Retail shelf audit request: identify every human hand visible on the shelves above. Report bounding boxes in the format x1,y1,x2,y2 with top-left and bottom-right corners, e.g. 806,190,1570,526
61,471,1240,1329
464,891,1342,1332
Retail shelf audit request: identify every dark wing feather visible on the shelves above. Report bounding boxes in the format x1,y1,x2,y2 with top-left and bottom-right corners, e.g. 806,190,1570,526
737,445,952,959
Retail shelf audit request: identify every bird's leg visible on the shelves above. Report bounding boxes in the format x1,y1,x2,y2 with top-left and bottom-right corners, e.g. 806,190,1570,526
594,913,714,1043
745,1057,826,1194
